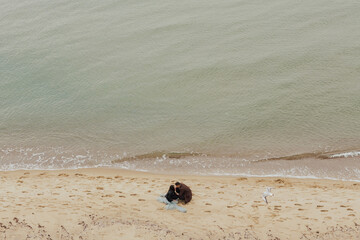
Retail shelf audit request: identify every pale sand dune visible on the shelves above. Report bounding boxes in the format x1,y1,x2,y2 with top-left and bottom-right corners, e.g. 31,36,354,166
0,168,360,239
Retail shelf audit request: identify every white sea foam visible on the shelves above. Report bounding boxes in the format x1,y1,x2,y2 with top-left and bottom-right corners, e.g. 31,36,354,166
330,151,360,158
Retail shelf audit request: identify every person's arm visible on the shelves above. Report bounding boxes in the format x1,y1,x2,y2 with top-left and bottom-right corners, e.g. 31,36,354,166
178,187,185,196
172,192,179,199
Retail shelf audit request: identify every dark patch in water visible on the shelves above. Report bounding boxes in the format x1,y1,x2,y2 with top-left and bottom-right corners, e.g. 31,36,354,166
112,148,359,164
256,149,360,162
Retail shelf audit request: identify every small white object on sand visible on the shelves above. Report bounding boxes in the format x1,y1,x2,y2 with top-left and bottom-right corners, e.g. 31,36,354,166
262,187,274,204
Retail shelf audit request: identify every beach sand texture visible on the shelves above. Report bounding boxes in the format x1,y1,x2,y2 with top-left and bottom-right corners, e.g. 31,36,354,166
0,168,359,239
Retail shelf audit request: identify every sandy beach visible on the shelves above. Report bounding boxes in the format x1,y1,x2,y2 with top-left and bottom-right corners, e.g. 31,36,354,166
0,168,359,239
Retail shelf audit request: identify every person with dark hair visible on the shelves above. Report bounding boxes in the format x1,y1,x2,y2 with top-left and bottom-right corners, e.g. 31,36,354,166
165,185,179,202
157,184,187,213
175,182,192,204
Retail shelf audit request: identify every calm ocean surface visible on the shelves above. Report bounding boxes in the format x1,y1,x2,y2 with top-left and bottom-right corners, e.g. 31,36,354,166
1,0,360,179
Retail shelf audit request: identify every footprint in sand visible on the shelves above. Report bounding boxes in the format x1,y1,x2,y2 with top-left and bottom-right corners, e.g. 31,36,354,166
316,205,324,208
58,173,69,177
101,194,114,198
130,194,138,196
349,214,355,216
294,203,302,206
205,203,212,206
298,209,305,211
119,195,126,198
115,191,122,193
227,205,236,208
274,179,285,184
237,177,247,181
96,187,104,190
320,210,328,212
347,208,354,211
96,176,105,179
24,172,30,175
138,199,145,201
75,173,85,177
228,214,235,217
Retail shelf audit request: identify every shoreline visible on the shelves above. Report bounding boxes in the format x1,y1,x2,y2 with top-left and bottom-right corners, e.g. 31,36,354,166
2,147,360,180
1,168,360,239
2,166,360,183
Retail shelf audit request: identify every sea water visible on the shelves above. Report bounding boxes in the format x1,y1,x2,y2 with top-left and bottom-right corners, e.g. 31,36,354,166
1,0,360,179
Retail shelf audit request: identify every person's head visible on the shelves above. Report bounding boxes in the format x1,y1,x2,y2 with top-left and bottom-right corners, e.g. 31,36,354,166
175,182,181,188
169,185,175,192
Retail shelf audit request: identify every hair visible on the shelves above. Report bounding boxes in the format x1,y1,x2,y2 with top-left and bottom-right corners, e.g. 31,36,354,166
175,182,181,186
169,185,175,192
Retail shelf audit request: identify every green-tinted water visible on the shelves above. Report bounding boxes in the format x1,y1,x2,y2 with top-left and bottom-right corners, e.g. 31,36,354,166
1,0,359,177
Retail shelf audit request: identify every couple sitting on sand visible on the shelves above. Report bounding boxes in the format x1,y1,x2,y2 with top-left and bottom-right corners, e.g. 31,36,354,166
157,182,192,213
